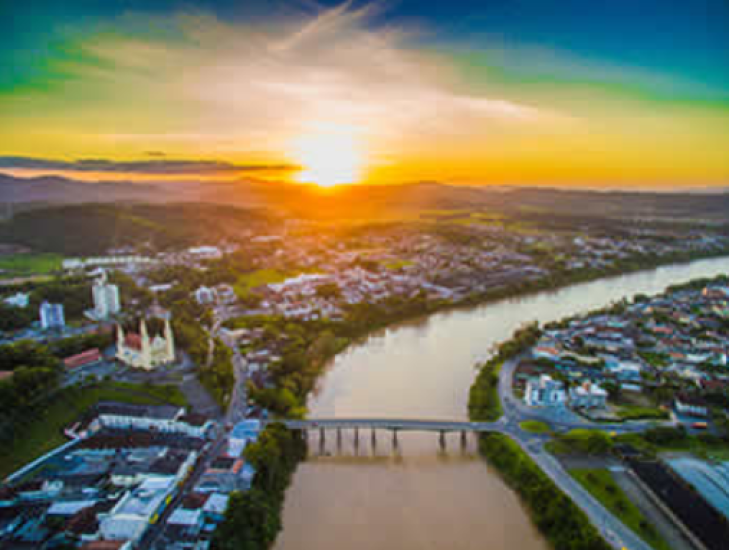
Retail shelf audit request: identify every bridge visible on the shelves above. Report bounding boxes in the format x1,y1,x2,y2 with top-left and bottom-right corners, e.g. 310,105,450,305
261,418,505,449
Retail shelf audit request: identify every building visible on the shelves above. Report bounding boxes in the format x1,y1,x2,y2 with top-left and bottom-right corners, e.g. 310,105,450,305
674,393,709,418
92,270,121,319
568,381,608,409
3,292,29,308
40,301,65,330
116,318,175,371
64,349,103,372
63,256,156,271
187,246,222,260
99,476,176,543
194,286,217,305
525,375,567,407
91,402,214,438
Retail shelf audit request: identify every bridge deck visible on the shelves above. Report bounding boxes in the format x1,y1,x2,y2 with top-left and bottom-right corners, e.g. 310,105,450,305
262,418,502,432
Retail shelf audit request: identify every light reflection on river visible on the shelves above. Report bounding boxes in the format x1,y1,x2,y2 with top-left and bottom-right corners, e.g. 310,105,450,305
274,257,729,550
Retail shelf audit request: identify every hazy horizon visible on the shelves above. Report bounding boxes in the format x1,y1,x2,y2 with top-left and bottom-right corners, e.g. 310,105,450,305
2,1,728,190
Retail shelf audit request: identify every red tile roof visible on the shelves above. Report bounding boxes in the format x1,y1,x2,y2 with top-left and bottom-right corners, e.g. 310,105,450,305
124,333,142,350
64,348,102,370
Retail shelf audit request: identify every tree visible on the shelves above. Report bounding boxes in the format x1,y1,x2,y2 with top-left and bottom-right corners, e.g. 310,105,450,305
212,489,280,550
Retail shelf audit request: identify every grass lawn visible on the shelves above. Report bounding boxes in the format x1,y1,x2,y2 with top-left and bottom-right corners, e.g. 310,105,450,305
0,254,62,276
0,381,188,479
615,405,669,421
570,468,672,550
519,420,551,434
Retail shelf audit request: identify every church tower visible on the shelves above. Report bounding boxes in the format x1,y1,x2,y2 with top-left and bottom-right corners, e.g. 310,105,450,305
116,324,126,360
140,319,152,371
164,317,175,363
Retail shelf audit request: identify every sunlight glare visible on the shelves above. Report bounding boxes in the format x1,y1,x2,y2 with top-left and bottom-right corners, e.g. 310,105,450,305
293,126,364,188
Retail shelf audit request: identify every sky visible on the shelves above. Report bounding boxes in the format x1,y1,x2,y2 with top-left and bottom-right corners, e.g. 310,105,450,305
1,0,728,188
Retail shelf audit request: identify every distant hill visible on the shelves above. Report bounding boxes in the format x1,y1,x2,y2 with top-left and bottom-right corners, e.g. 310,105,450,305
0,173,167,205
2,171,729,229
0,203,274,256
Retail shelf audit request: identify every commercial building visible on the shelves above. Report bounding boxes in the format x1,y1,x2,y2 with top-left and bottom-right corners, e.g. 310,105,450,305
92,270,121,319
40,301,65,330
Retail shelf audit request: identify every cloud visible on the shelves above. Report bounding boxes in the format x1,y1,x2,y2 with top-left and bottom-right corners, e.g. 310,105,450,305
49,2,552,158
0,156,298,175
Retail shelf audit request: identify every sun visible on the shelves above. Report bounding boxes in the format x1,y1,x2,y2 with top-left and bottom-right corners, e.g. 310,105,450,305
292,126,364,188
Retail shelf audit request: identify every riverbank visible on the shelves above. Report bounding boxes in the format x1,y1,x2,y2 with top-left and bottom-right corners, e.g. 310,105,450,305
219,250,729,550
467,325,614,549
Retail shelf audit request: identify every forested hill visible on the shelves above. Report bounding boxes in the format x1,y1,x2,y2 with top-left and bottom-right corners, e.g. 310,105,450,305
0,203,274,256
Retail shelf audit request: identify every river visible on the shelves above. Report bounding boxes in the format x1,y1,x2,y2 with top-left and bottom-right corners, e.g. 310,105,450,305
273,257,729,550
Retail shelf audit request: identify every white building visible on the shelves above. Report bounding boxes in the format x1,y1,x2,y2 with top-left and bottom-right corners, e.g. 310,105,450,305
525,375,567,407
99,476,176,543
3,292,29,308
63,255,156,271
92,270,121,319
568,381,608,409
187,246,222,260
674,393,709,418
39,301,65,330
194,286,217,305
116,318,175,371
91,403,214,438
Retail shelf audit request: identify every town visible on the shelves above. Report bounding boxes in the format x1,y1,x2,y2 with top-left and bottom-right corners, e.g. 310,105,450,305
1,210,729,550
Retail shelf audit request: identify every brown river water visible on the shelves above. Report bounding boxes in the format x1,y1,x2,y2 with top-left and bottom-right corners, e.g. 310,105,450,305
273,257,729,550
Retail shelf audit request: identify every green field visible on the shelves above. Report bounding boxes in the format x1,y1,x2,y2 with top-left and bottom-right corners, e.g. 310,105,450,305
570,468,671,550
234,269,288,298
0,382,188,479
0,254,62,276
383,259,414,270
519,420,551,433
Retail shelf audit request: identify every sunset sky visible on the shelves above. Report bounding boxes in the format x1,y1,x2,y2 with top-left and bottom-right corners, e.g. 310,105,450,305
1,0,728,188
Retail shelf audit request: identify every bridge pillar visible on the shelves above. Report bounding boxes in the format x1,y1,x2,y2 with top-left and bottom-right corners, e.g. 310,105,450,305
439,430,446,449
392,429,399,449
371,428,377,450
354,427,359,448
336,428,342,449
461,430,467,449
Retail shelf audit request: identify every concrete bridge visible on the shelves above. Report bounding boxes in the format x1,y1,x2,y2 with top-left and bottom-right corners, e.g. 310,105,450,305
262,418,504,449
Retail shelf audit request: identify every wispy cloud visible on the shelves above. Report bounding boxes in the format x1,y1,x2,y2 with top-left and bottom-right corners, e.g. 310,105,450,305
0,156,298,175
49,2,549,158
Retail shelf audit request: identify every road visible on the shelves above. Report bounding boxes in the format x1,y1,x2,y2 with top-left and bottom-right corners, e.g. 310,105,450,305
138,315,249,549
497,355,656,550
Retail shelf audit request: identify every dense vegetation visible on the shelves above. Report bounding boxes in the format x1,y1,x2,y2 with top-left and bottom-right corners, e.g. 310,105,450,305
479,434,610,550
468,325,611,549
469,322,541,421
0,203,272,256
0,376,186,478
212,423,306,550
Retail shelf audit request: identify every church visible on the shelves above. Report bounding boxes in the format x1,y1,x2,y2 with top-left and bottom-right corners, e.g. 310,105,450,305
116,317,175,371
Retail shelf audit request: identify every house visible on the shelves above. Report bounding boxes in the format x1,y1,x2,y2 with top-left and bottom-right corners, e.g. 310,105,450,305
524,375,567,407
674,393,709,418
568,381,608,409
